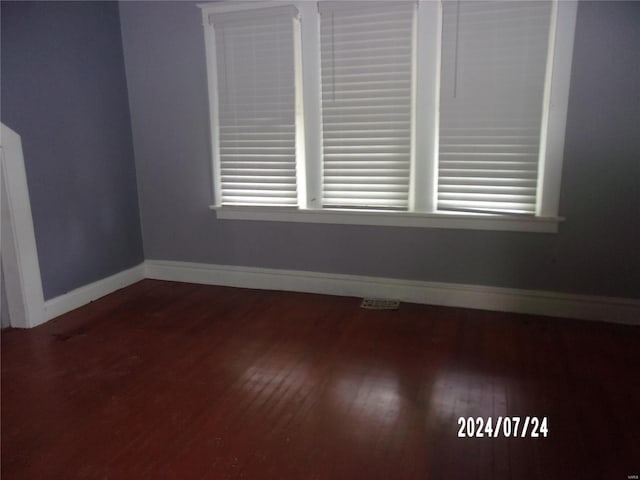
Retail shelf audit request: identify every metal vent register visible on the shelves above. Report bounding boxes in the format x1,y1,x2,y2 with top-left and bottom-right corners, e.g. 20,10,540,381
360,299,400,310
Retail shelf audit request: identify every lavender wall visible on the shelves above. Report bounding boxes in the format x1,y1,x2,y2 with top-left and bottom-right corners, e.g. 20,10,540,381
1,266,9,328
118,1,639,300
1,1,144,300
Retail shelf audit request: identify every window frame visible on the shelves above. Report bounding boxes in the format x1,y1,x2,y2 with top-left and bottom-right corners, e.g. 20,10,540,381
199,0,578,233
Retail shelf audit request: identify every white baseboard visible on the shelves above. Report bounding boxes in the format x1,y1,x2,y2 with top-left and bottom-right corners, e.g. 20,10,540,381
34,260,640,328
145,260,640,326
43,264,145,323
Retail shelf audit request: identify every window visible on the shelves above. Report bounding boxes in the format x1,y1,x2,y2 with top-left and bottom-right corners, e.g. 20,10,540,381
200,1,577,232
319,2,415,210
206,6,301,206
438,1,552,215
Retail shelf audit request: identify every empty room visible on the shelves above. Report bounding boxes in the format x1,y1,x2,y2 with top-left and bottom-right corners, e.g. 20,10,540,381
1,0,639,478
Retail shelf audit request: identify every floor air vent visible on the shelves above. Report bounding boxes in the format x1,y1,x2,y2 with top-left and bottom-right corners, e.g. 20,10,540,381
360,299,400,310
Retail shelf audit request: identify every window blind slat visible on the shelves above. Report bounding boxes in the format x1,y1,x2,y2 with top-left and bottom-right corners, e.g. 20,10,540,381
214,6,298,207
438,1,552,215
320,2,415,210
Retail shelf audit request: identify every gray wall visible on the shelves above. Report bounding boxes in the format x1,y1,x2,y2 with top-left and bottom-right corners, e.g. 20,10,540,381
1,265,9,328
119,1,635,300
1,1,144,300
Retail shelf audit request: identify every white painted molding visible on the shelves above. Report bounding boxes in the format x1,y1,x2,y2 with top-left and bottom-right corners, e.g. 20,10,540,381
211,206,561,233
537,1,578,217
0,125,145,328
1,123,45,328
44,264,145,322
145,260,640,326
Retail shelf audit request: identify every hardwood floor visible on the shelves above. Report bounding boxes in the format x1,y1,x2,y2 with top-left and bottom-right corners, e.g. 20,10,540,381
2,279,639,479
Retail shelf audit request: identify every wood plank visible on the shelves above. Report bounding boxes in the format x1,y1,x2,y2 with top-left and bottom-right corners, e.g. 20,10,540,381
1,279,638,479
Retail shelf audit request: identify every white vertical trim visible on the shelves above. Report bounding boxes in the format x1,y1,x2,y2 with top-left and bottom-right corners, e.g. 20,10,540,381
413,0,441,213
293,12,308,209
201,12,222,206
537,1,578,217
408,1,419,211
536,0,558,216
300,2,323,209
0,124,45,328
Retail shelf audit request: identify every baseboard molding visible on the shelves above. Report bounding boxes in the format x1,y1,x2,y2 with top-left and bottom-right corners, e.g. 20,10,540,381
145,260,640,325
35,260,640,327
43,264,145,323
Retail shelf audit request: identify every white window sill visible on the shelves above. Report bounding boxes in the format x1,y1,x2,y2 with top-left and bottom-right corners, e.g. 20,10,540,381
210,206,561,233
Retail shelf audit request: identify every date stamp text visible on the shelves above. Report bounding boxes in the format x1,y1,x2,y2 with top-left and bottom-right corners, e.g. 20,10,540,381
457,416,549,438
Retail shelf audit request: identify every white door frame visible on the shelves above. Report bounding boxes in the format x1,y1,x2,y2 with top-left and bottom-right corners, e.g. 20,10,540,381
1,123,45,328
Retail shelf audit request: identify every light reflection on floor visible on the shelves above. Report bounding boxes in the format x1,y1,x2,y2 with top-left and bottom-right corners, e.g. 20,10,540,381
240,361,311,402
237,356,512,451
428,369,510,421
330,370,403,441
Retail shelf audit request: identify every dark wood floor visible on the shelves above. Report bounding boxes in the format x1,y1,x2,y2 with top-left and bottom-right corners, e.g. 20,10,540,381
2,279,639,479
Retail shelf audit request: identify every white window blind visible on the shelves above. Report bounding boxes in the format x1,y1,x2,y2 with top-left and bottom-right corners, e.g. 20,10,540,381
212,6,299,206
438,1,553,214
319,2,415,210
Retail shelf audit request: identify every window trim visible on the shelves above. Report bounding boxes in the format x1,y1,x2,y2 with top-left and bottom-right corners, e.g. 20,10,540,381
536,0,578,218
199,0,577,233
210,205,561,233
